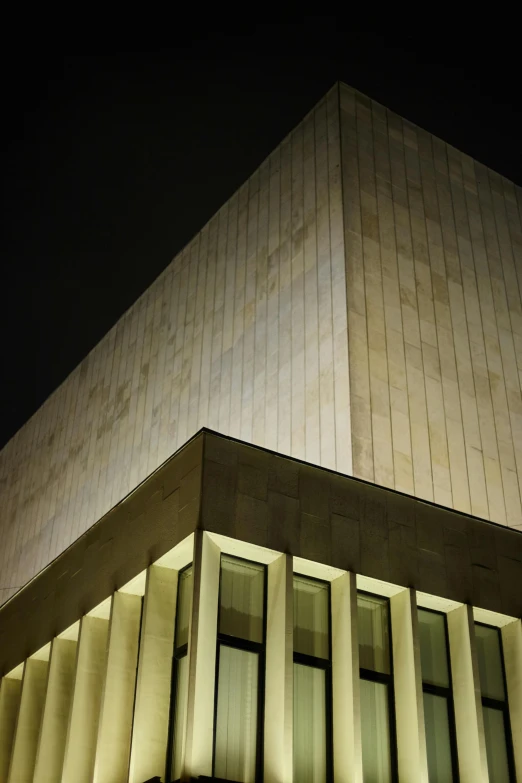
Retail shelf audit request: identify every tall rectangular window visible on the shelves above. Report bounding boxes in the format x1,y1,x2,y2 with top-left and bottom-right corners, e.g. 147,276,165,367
357,592,396,783
474,623,515,783
213,555,266,783
169,564,193,782
293,575,331,783
418,608,458,782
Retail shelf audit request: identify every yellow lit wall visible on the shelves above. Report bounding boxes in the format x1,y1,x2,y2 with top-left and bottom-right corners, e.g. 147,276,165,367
340,83,522,527
1,83,521,610
0,86,350,607
1,533,520,783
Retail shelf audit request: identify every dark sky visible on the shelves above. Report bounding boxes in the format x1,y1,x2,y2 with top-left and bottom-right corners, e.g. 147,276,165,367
1,23,521,449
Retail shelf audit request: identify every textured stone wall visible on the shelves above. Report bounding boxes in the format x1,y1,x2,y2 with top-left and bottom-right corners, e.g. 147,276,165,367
200,433,522,620
340,83,522,531
2,81,521,610
0,434,202,676
2,431,521,677
0,87,351,605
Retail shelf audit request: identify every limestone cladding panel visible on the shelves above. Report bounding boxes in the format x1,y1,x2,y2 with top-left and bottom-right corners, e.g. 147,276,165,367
0,433,202,676
2,81,521,609
340,83,522,529
200,434,522,619
0,87,351,606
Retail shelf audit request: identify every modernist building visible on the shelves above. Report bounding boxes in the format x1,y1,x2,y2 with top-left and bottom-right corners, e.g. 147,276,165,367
0,83,521,783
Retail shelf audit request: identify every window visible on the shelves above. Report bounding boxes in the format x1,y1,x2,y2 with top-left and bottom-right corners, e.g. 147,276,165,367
474,623,515,783
357,592,396,783
293,575,332,783
169,564,193,782
213,555,266,783
418,608,458,782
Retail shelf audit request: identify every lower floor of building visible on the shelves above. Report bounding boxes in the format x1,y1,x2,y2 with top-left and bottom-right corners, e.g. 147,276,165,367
0,430,521,782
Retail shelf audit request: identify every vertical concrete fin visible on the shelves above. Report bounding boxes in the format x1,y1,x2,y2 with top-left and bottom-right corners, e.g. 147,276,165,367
184,530,220,780
7,656,49,783
264,553,293,783
447,603,488,782
92,591,142,783
61,614,110,783
390,587,429,782
32,638,77,783
0,675,23,783
332,570,362,783
128,565,177,783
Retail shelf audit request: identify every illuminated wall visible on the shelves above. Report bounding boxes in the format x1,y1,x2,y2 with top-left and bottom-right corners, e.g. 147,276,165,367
1,432,521,782
2,534,521,783
0,87,350,606
340,83,522,527
1,83,521,610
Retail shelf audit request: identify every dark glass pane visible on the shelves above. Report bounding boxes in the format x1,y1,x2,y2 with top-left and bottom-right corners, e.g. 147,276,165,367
418,609,449,688
294,576,329,659
214,646,259,783
219,557,265,643
175,566,193,649
423,692,454,783
483,706,511,783
358,594,390,674
293,663,327,783
360,678,392,783
475,624,505,701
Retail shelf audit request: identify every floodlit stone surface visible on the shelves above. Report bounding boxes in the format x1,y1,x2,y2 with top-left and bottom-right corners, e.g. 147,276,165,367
61,615,109,783
447,604,489,782
390,588,429,782
32,638,77,783
93,591,142,783
128,565,177,783
1,431,521,680
7,657,48,783
0,83,521,612
0,677,21,782
0,432,520,783
340,83,522,526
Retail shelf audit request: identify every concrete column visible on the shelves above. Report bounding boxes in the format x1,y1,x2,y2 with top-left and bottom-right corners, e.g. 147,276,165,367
93,591,142,783
61,612,110,783
502,618,522,779
390,587,429,783
447,604,488,782
264,554,293,783
0,668,23,783
128,565,178,783
32,638,77,783
7,653,49,783
183,531,220,781
331,570,362,783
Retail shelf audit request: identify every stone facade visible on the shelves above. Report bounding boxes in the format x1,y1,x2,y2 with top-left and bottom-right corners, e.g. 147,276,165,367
341,84,522,529
0,87,350,605
1,83,521,609
199,431,522,620
2,432,521,783
2,430,521,678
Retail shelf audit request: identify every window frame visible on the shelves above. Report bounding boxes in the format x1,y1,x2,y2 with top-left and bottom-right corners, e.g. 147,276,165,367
166,562,193,783
357,589,398,783
212,553,268,783
292,572,333,783
475,621,516,783
418,606,460,782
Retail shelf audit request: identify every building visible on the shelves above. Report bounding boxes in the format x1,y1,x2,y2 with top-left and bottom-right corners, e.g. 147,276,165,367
0,83,521,783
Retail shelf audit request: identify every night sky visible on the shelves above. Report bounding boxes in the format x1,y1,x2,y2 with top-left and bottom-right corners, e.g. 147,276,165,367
1,24,521,449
